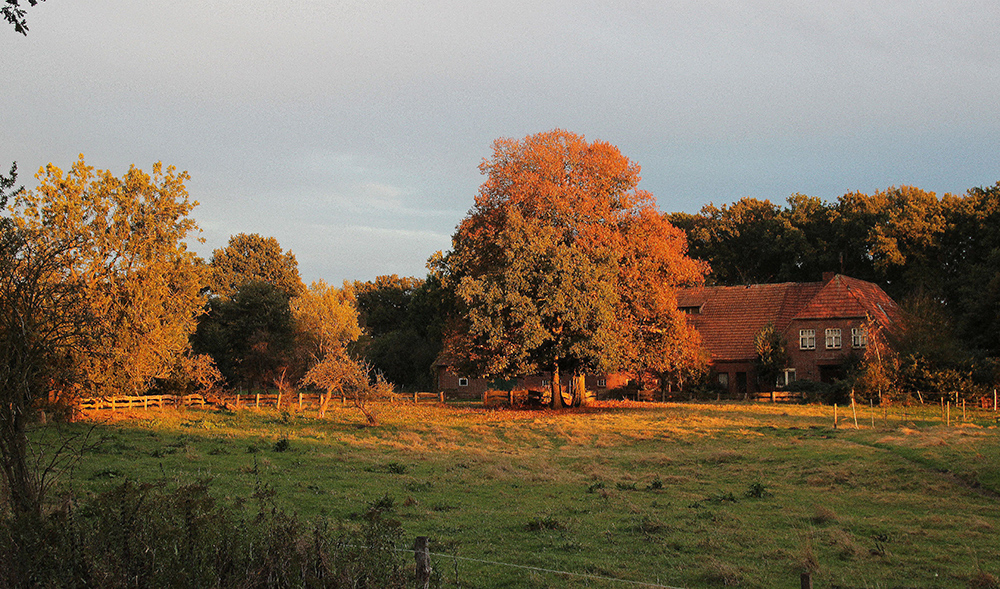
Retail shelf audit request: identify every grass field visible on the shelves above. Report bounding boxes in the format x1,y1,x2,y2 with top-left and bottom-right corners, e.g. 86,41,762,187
33,399,1000,588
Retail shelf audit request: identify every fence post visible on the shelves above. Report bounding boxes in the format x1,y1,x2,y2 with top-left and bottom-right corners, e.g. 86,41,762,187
482,389,488,407
256,392,260,408
414,536,431,589
439,391,445,403
299,391,303,411
413,391,418,404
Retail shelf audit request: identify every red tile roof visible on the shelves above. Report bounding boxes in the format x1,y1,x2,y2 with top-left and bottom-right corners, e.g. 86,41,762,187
677,275,898,362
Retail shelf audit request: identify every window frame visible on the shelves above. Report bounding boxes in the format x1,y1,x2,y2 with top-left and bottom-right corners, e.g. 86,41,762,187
457,377,469,387
825,328,842,350
799,329,816,350
852,327,868,349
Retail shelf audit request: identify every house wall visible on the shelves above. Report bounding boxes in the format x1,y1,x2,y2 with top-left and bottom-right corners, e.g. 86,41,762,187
711,360,757,397
784,318,867,383
436,368,489,399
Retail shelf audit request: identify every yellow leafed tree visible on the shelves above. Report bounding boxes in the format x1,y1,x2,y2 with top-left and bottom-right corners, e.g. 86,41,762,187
13,155,207,398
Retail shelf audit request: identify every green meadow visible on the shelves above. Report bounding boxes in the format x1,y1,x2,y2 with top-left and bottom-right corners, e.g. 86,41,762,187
37,400,1000,588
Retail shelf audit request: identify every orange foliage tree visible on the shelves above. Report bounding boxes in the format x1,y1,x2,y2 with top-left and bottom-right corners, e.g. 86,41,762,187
436,130,707,407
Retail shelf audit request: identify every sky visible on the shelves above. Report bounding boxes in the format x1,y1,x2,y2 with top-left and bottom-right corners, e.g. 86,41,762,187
3,1,999,285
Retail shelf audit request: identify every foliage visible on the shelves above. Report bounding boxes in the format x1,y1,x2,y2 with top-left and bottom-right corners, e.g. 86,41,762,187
192,280,296,391
2,157,205,516
851,319,899,404
13,156,207,398
753,321,789,391
2,0,43,35
669,182,1000,364
0,478,408,588
209,233,304,300
300,346,391,425
292,279,362,362
353,275,445,391
438,130,706,407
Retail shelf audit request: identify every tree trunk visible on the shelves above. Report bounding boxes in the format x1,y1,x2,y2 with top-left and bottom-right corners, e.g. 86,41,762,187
573,372,587,407
550,359,563,409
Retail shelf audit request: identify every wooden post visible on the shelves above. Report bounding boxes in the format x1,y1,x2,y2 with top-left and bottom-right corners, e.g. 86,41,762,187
994,389,998,412
414,536,431,589
770,390,775,403
144,396,148,410
276,391,282,411
851,393,859,429
834,404,838,429
508,390,514,405
236,393,241,408
962,399,966,422
482,389,488,407
870,399,875,428
255,392,260,408
413,391,418,404
801,571,813,589
947,401,951,426
439,391,445,403
298,391,303,411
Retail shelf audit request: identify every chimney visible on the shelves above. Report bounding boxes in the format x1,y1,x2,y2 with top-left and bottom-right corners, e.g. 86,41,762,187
822,272,836,283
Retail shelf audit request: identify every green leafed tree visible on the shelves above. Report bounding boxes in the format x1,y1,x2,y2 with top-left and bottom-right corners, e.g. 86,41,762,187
192,280,295,391
208,233,304,300
353,275,445,391
437,130,707,408
753,321,789,391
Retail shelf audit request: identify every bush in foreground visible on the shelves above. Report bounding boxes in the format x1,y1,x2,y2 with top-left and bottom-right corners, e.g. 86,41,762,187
0,479,407,588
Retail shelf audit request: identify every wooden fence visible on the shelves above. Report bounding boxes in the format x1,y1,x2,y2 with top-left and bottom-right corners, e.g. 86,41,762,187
78,394,207,411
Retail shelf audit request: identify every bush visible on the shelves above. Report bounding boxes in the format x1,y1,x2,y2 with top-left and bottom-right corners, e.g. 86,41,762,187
0,479,408,588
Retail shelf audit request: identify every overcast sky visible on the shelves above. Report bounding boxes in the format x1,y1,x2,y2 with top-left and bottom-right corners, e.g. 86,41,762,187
3,1,998,285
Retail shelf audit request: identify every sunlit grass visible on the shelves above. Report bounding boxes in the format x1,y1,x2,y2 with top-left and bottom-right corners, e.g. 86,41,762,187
32,399,1000,588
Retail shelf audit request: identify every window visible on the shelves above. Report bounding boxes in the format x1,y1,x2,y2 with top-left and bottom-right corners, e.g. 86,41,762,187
852,327,868,348
597,378,607,388
799,329,816,350
777,368,796,388
541,378,550,386
717,373,729,388
457,377,469,387
679,305,701,315
825,328,842,349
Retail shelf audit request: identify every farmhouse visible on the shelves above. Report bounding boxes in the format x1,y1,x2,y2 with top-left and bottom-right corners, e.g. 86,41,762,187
677,272,899,397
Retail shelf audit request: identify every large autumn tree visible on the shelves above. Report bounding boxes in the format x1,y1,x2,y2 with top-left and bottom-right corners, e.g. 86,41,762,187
11,156,207,398
437,130,707,407
2,157,206,514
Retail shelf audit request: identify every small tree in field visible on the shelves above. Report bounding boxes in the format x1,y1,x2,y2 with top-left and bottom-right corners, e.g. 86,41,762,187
301,347,390,425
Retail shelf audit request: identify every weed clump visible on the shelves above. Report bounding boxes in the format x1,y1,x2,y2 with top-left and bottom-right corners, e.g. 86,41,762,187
525,515,566,532
272,437,290,452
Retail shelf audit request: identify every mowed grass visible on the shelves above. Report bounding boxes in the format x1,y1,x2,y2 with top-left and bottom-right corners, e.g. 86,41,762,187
33,400,1000,588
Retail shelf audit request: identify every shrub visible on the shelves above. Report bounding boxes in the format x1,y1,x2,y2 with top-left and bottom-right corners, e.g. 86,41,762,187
0,479,408,588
